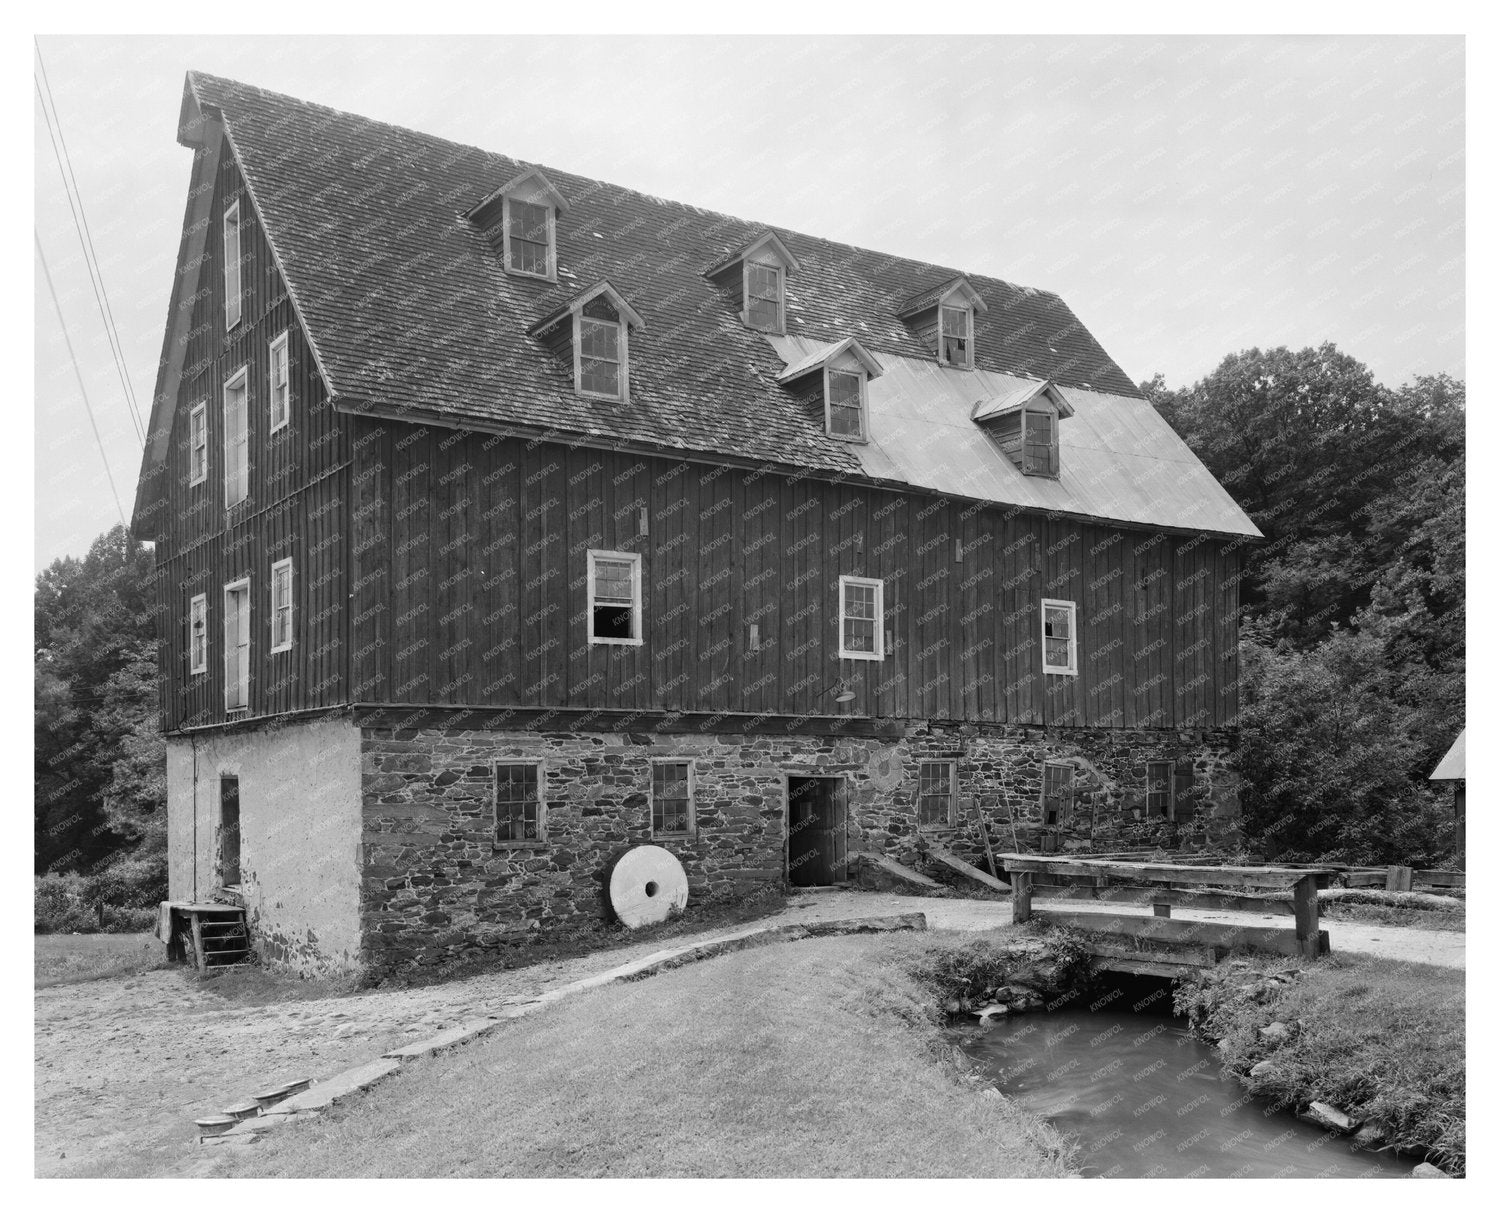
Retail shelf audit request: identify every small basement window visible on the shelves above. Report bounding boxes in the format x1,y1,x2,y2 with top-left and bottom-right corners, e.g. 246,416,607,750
838,575,884,660
1041,598,1077,675
652,760,694,836
918,761,957,828
588,549,643,645
188,593,208,675
826,368,867,440
1042,762,1074,827
189,400,208,486
939,304,972,368
1146,760,1174,819
495,762,545,846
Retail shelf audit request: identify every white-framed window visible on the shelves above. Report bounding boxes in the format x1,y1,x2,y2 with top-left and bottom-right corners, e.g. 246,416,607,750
576,313,626,401
587,549,643,645
268,331,290,432
188,594,208,675
744,259,785,333
651,760,695,836
495,762,546,846
270,557,294,653
1041,598,1077,675
838,575,884,660
825,367,867,441
223,200,242,330
223,578,251,711
918,760,957,828
939,304,973,368
188,400,208,486
222,366,249,509
503,195,555,279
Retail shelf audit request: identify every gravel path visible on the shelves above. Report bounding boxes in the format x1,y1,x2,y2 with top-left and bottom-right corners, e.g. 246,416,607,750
34,889,1462,1177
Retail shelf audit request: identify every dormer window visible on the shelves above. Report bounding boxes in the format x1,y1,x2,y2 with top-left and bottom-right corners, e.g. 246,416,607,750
972,379,1072,479
897,275,987,366
775,337,883,444
528,280,646,405
704,230,800,335
466,167,568,283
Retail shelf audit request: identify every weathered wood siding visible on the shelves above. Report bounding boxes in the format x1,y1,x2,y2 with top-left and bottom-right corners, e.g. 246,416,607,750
348,421,1243,728
148,138,350,731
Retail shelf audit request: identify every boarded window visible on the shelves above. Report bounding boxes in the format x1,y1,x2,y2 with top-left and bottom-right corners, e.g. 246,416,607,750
1042,762,1074,826
507,198,551,276
745,261,783,331
223,201,242,329
189,594,208,675
223,369,249,509
1146,760,1173,818
223,580,250,710
652,761,693,835
495,763,544,845
940,305,971,367
1022,406,1059,477
269,333,290,430
826,369,865,439
839,576,883,659
1041,599,1076,675
578,316,622,398
270,559,294,653
918,761,957,827
219,775,240,886
589,550,641,643
189,401,208,485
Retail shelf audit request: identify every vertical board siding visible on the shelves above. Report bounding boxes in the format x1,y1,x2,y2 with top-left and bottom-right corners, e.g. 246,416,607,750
348,425,1242,729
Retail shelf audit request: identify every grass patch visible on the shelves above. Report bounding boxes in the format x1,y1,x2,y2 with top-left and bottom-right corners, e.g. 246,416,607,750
34,932,164,987
1319,887,1465,932
225,931,1074,1178
1175,954,1465,1174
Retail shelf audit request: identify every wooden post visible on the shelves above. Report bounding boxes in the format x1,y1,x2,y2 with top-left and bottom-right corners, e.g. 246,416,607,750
1385,865,1413,892
1292,874,1319,960
1012,871,1034,924
189,913,207,971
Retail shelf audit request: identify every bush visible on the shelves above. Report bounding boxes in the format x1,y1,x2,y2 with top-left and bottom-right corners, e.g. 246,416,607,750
35,862,164,934
34,872,95,933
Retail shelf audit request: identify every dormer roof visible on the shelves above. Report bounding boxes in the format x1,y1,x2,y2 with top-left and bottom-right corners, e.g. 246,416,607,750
776,337,884,385
528,279,646,337
971,378,1075,424
703,229,802,279
897,275,989,320
466,166,570,220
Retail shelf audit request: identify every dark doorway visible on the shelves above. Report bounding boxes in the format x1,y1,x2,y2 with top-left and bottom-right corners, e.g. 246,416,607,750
786,776,847,887
219,775,241,888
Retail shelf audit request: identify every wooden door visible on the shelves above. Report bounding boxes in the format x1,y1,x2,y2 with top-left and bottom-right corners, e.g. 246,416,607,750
787,777,846,887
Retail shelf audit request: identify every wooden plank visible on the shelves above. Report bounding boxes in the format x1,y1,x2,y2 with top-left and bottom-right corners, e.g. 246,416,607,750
1385,865,1414,892
996,854,1329,889
853,852,941,890
1031,884,1296,915
1031,908,1315,958
1415,870,1465,888
927,843,1011,895
1089,939,1217,968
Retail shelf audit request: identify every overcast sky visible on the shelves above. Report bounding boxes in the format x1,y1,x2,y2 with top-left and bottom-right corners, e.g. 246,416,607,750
32,34,1464,571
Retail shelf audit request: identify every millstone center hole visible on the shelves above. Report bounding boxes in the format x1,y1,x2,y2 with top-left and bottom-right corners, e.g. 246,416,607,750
644,881,659,897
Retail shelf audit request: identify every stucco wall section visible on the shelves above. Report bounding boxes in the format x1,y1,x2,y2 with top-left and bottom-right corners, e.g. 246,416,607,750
166,715,362,975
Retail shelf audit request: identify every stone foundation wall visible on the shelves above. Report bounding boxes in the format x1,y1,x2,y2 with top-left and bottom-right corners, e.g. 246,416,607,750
359,722,1240,973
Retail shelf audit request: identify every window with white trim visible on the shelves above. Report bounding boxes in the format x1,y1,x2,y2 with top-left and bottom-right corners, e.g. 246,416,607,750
270,558,294,653
223,200,242,329
745,260,785,333
495,762,545,845
651,760,694,836
838,575,884,660
504,196,554,279
826,368,867,440
1041,599,1077,675
588,549,642,644
188,401,208,486
223,578,250,711
268,332,290,432
223,367,249,509
918,760,957,828
939,304,973,368
577,312,624,400
189,594,208,675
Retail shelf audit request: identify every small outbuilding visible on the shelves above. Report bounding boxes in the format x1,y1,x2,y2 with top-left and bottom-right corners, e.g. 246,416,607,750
1429,728,1466,865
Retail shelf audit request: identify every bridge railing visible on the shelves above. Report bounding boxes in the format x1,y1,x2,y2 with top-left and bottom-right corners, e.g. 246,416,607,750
997,854,1332,963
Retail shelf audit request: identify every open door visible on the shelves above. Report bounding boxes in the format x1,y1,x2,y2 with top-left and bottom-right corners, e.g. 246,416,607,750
787,776,847,887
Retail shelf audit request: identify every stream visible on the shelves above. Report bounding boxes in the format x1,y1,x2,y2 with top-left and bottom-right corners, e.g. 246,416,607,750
953,989,1411,1178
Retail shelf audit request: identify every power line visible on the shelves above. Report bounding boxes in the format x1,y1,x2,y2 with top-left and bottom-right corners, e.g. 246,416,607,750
36,230,128,530
34,43,145,447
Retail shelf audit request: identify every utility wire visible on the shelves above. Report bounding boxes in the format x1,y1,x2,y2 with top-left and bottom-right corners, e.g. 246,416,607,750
36,230,129,530
34,44,145,447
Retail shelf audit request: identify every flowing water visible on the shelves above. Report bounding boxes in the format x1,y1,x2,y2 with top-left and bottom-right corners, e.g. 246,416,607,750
953,989,1411,1179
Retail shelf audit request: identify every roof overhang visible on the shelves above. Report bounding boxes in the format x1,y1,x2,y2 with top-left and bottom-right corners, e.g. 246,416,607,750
703,229,802,279
897,275,989,319
776,337,884,385
527,279,646,337
971,378,1074,424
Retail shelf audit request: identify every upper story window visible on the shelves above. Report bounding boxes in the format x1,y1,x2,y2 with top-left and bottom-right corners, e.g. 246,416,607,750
270,557,294,653
826,368,867,440
775,337,883,444
467,168,569,283
188,593,208,675
223,577,250,711
703,230,800,336
188,400,208,486
268,332,290,432
896,275,986,366
529,281,646,406
588,549,643,645
838,575,885,661
223,200,242,330
972,379,1072,479
1021,406,1059,477
222,367,249,509
1041,598,1077,675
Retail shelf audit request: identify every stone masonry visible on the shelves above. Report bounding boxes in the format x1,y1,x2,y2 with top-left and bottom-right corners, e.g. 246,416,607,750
358,722,1240,974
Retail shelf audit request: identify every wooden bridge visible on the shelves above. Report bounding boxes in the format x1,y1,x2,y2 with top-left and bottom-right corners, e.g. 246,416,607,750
997,854,1331,977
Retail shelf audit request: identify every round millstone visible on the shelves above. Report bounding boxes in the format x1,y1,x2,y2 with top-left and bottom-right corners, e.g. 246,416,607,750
608,845,689,928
